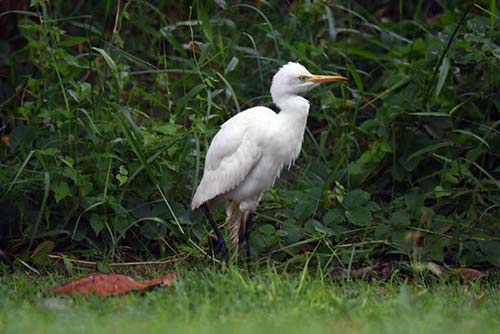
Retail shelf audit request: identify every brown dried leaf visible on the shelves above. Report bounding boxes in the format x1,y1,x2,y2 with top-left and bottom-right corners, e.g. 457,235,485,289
457,268,486,281
47,273,176,297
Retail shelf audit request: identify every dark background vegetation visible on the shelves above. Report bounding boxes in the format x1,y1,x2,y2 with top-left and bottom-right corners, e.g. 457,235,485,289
0,0,499,274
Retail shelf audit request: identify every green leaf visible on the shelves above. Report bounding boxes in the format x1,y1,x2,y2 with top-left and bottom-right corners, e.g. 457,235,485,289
276,229,288,237
153,123,178,136
390,210,411,226
324,5,336,40
293,200,316,221
423,236,450,262
304,219,325,235
60,36,89,47
323,209,344,226
281,220,302,244
406,141,452,163
141,221,167,240
347,63,364,95
348,140,391,183
342,190,370,210
434,185,452,198
96,260,112,273
52,180,70,203
116,165,129,186
31,240,55,258
479,240,500,266
76,82,91,101
405,191,425,211
314,224,335,236
258,224,275,235
89,215,104,235
345,207,371,226
453,129,491,150
435,56,450,97
225,57,239,74
92,47,117,75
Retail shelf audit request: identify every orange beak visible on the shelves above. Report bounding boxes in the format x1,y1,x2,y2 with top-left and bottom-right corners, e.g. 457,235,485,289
305,75,348,83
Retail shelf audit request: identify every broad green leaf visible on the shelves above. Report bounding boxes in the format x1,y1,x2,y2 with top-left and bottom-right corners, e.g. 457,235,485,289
304,219,325,235
281,220,302,244
153,123,178,136
479,240,500,266
52,180,70,203
434,186,452,198
276,229,288,237
405,191,425,211
342,190,370,210
96,260,112,273
323,209,344,226
345,207,371,226
390,210,411,226
141,221,167,240
90,215,104,235
423,236,450,262
258,224,275,235
76,82,91,101
31,240,55,258
293,200,316,221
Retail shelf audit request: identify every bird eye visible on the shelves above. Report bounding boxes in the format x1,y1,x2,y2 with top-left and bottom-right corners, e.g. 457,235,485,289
298,76,308,82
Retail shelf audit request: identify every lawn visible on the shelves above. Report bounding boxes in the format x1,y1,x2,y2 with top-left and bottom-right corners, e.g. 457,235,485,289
1,269,499,334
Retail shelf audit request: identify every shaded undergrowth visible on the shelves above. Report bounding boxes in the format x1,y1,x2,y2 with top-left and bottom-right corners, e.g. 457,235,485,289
0,1,499,272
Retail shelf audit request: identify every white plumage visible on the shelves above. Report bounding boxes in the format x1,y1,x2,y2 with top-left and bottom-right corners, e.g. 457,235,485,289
192,62,347,252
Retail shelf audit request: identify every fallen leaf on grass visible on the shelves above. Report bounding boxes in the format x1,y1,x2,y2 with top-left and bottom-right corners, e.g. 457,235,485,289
456,268,486,282
47,273,176,297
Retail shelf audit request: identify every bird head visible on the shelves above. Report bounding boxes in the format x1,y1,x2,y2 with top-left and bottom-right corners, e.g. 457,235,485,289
270,62,347,104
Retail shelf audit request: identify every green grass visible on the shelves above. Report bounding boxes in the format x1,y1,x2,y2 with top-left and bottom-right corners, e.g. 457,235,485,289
1,269,500,334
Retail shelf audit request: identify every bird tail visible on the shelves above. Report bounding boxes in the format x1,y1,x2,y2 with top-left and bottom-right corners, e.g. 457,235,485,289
226,202,248,250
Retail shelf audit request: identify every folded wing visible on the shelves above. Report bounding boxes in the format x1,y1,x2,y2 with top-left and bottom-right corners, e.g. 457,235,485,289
191,111,266,210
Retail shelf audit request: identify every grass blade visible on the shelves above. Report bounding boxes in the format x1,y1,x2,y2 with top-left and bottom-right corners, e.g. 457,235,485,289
425,5,472,101
435,57,450,98
453,129,491,150
406,141,452,162
3,150,34,197
30,172,50,248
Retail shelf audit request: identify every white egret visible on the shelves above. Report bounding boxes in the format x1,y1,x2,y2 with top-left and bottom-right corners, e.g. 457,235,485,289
191,62,347,262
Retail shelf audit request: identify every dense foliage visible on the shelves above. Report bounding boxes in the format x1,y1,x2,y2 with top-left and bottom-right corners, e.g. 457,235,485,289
1,1,499,272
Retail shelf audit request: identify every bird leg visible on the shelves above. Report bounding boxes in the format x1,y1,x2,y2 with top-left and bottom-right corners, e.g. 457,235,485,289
201,203,228,264
244,212,255,266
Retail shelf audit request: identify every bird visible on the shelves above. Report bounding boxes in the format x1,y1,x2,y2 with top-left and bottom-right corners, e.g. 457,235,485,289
191,62,347,263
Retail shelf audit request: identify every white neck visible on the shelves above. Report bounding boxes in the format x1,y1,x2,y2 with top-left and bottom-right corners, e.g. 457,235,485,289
272,94,310,167
275,94,310,137
274,94,310,118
